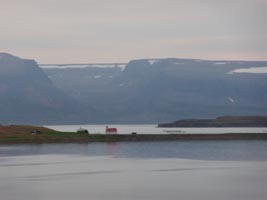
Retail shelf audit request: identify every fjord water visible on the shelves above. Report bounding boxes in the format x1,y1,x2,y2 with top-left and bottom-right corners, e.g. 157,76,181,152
1,141,267,200
46,124,267,134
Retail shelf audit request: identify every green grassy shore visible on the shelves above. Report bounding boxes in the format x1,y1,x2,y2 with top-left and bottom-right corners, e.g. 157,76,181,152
0,125,267,144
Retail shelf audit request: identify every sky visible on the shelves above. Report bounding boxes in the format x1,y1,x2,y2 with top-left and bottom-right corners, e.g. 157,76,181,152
0,0,266,63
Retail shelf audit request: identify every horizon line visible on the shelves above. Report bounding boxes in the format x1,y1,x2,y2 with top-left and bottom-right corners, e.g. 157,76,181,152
38,57,267,65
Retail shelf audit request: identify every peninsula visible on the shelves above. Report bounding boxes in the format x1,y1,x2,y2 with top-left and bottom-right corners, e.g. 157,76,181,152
158,116,267,128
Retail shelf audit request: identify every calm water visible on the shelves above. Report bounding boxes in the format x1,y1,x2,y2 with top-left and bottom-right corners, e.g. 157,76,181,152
1,141,267,161
1,141,267,200
46,124,267,134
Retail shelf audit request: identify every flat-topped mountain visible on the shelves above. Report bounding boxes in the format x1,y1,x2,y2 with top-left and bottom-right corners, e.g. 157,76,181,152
158,116,267,127
1,53,267,124
0,53,87,124
43,58,267,123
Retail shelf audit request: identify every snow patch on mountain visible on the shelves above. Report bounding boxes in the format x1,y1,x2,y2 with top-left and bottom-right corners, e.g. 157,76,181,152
228,67,267,74
148,59,159,65
40,63,127,70
214,62,227,65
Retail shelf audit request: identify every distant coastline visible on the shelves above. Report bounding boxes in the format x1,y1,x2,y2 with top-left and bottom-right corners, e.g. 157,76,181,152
158,116,267,128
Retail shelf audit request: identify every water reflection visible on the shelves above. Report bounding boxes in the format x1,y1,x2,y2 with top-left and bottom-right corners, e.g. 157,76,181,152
1,140,267,161
106,142,118,155
46,124,267,134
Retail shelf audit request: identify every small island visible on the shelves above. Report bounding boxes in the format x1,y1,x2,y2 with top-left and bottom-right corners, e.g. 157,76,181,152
158,116,267,127
0,124,267,144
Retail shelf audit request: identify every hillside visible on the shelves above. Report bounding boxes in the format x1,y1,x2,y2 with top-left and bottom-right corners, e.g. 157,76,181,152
43,58,267,123
0,53,88,124
1,53,267,124
0,125,54,134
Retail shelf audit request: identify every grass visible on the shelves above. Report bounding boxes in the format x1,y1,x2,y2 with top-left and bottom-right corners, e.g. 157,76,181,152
0,125,91,144
0,125,267,144
43,131,89,137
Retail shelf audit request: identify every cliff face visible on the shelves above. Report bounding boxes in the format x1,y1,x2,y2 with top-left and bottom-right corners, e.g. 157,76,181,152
44,58,267,123
1,53,267,124
0,53,86,124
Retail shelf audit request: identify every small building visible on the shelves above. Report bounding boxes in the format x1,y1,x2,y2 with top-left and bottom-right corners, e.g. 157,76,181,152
77,127,89,134
31,129,41,135
105,126,118,134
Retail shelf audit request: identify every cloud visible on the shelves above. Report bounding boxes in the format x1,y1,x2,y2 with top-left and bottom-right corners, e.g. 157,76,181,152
0,0,266,63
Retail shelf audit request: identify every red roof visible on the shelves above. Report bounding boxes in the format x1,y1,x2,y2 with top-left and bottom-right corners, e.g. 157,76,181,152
106,128,117,132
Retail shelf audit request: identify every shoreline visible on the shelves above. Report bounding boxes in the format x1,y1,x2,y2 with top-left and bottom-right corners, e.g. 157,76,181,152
1,132,267,144
1,125,267,144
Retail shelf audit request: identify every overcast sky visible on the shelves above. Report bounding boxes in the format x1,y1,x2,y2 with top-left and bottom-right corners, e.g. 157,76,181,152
1,0,266,63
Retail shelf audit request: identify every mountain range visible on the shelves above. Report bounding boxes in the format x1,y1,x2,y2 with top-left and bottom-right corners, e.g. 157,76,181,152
1,53,267,124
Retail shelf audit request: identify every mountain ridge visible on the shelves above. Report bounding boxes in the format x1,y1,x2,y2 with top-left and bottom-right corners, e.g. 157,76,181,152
1,53,267,124
44,57,267,124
